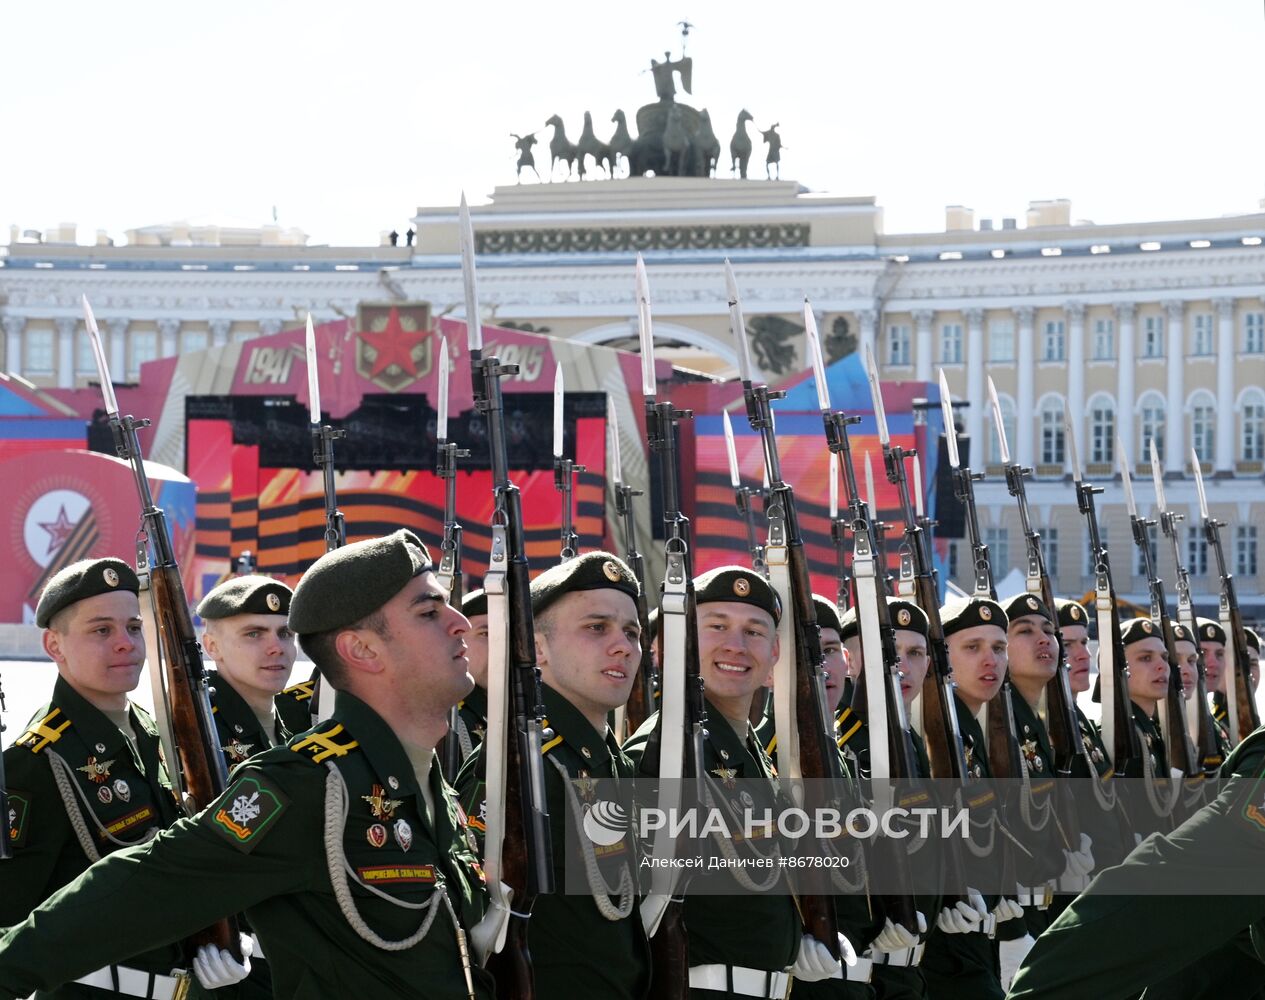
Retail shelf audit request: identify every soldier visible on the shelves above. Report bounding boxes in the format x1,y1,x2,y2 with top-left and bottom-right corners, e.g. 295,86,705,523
0,531,499,1000
198,576,298,767
1197,617,1234,756
0,557,249,999
623,566,846,998
458,551,650,998
1119,616,1177,838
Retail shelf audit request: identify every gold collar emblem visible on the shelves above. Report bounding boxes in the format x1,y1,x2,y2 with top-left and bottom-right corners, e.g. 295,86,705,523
363,784,404,822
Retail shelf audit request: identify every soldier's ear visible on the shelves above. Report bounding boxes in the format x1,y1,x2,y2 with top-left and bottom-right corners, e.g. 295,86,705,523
534,632,549,668
335,628,384,677
202,627,219,660
42,627,65,665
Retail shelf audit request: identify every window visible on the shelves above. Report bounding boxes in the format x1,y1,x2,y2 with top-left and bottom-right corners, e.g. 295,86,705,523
1040,528,1059,578
987,395,1017,465
1187,529,1209,577
1134,523,1158,576
985,527,1009,570
989,320,1015,362
75,330,95,374
887,324,911,366
1040,404,1065,465
1089,401,1115,464
1237,526,1258,577
1191,313,1214,356
1139,394,1166,463
1085,528,1108,577
1092,318,1114,360
25,328,54,374
941,323,963,364
182,330,208,354
1143,315,1165,358
1042,320,1065,361
1246,313,1265,354
1243,402,1265,461
130,330,158,377
1191,402,1216,463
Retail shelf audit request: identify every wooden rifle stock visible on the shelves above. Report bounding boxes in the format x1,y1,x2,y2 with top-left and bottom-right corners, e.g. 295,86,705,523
1202,505,1261,743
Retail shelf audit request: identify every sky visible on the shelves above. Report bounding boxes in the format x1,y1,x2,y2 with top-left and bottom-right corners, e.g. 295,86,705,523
2,0,1262,247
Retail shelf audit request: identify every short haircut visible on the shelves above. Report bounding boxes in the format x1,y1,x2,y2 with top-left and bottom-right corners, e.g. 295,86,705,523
297,608,391,689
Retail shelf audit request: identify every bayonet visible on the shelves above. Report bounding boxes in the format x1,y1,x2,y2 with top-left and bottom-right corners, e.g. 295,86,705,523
724,409,766,576
305,313,347,554
987,377,1010,467
552,366,583,562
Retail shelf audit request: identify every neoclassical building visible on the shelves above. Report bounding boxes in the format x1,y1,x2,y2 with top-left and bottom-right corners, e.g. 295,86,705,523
3,179,1263,613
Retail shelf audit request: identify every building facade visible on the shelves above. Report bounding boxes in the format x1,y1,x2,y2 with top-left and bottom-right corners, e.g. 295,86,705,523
3,178,1263,612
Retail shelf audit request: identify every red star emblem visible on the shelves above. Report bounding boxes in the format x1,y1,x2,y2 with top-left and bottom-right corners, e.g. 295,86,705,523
39,505,78,555
359,307,426,379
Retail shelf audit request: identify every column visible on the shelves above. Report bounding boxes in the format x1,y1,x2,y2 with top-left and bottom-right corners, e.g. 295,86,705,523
1,315,24,374
258,319,283,339
965,307,985,456
158,318,180,357
1163,300,1185,475
209,318,231,347
857,309,877,364
1213,297,1236,476
54,317,76,389
1065,301,1086,473
913,309,934,382
1115,302,1136,463
106,318,128,379
1015,305,1035,467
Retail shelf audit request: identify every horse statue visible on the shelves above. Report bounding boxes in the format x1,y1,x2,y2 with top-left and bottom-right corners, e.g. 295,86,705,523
576,111,614,179
662,105,691,176
761,123,784,180
511,132,539,182
696,109,720,177
544,114,578,181
730,109,754,179
608,110,634,176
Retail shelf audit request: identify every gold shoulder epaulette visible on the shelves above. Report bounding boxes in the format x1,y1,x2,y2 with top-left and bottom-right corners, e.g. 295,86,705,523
836,708,862,748
291,723,360,763
541,719,562,756
281,680,317,704
16,708,71,754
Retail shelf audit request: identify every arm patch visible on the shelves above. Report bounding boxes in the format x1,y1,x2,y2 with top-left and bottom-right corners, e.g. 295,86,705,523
204,773,289,853
7,791,30,848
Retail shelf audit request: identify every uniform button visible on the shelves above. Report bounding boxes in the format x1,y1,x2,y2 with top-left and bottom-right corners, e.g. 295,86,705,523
719,749,729,760
581,747,592,759
388,776,400,790
95,743,106,754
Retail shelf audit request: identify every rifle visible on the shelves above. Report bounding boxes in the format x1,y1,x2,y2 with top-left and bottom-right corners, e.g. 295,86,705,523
987,376,1087,850
460,196,554,999
638,255,702,1000
1,672,11,859
552,366,583,562
722,410,768,576
435,336,472,783
609,406,657,740
828,452,851,614
306,314,345,724
1135,441,1201,797
1193,448,1261,746
83,296,241,958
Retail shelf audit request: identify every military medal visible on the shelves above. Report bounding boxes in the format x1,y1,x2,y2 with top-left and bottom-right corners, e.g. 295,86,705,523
393,818,413,852
367,823,388,848
1021,738,1044,772
363,784,403,822
77,756,114,783
113,779,131,802
574,771,599,803
711,766,738,790
222,739,255,764
97,786,114,804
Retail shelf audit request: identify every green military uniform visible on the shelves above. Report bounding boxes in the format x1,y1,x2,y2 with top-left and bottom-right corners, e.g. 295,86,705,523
0,693,492,1000
625,702,801,997
209,672,289,770
453,687,488,763
272,675,317,736
1007,725,1265,1000
2,676,185,999
459,684,650,999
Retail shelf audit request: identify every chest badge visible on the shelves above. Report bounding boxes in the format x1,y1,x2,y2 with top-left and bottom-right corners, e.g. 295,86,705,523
77,756,115,784
1020,738,1044,773
711,766,738,790
222,739,255,765
574,770,600,803
394,818,414,852
113,779,131,803
97,786,114,805
367,823,388,848
363,784,403,822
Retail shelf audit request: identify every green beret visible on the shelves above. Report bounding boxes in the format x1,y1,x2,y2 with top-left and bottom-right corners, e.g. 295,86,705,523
36,557,139,628
1245,627,1260,654
1121,616,1167,647
940,597,1008,637
888,598,929,638
289,530,432,636
531,551,640,618
1196,617,1226,645
693,565,781,624
1171,621,1194,644
1003,593,1053,625
462,589,488,619
813,595,842,636
1055,598,1089,630
197,575,292,620
839,606,858,643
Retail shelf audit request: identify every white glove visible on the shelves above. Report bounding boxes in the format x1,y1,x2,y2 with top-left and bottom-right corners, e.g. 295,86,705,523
790,933,842,983
935,888,988,934
471,883,514,966
1134,831,1144,848
192,934,253,990
871,911,926,952
1061,832,1095,879
991,896,1025,922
